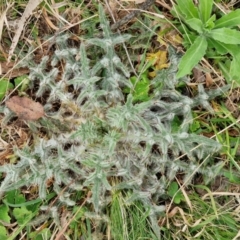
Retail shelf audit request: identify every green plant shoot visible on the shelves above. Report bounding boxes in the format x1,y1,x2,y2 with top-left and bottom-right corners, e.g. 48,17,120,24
173,0,240,82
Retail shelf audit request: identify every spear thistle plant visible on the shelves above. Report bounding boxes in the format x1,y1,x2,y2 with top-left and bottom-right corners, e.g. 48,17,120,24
0,4,228,237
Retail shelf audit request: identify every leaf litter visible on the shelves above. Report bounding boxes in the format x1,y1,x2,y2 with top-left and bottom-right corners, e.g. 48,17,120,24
6,96,45,121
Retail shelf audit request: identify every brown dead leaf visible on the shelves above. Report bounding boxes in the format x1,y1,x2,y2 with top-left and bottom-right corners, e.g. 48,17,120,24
192,67,205,83
147,50,169,78
0,61,29,78
157,23,183,47
6,96,45,120
167,207,202,227
225,88,240,118
205,72,214,87
42,8,59,31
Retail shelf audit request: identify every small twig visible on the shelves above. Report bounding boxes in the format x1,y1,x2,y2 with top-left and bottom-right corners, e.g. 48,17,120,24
0,220,18,228
156,0,172,11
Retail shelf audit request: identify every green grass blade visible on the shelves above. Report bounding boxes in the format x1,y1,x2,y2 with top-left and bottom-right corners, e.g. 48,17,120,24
198,0,213,23
194,185,218,218
209,28,240,44
176,35,208,78
214,9,240,28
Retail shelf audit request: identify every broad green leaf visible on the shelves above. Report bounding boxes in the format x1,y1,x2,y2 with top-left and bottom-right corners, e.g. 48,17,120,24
185,18,204,33
0,205,10,223
209,28,240,44
190,119,201,133
14,75,29,92
5,190,18,204
13,207,33,225
13,193,26,205
175,0,198,20
5,189,25,205
198,0,213,23
124,72,151,103
219,44,238,57
168,181,178,197
4,192,55,218
205,14,216,29
208,40,238,57
177,36,208,78
214,9,240,29
167,182,184,204
207,38,231,55
130,73,151,103
0,226,8,240
0,80,14,101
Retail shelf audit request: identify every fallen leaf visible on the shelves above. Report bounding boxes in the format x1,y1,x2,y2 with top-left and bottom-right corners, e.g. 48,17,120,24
0,61,29,78
6,96,44,120
205,72,214,87
42,8,59,31
157,24,183,47
147,50,169,68
192,67,205,83
147,50,169,77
